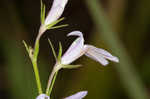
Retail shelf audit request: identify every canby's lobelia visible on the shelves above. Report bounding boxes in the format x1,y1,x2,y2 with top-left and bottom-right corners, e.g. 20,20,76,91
23,0,119,99
60,31,119,66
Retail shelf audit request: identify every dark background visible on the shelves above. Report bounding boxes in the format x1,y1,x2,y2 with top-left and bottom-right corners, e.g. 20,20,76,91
0,0,150,99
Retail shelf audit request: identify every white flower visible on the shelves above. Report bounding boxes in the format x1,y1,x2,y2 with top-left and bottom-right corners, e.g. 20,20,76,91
36,94,50,99
44,0,68,25
36,91,87,99
64,91,88,99
61,31,119,66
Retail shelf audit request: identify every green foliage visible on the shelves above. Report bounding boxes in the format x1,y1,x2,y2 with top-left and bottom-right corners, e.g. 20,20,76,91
48,39,57,61
22,40,29,53
50,24,68,29
48,39,63,62
57,42,62,62
46,17,66,29
40,0,46,25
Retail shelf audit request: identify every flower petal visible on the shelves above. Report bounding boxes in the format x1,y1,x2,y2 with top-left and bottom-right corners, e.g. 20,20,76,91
64,91,88,99
65,31,84,53
84,48,109,66
61,31,85,65
44,0,68,25
36,94,50,99
67,30,83,37
84,45,119,66
52,0,68,8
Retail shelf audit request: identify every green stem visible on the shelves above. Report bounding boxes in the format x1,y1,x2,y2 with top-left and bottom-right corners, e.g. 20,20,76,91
46,63,61,96
31,34,43,94
46,69,55,95
46,67,57,95
31,59,43,94
48,72,58,96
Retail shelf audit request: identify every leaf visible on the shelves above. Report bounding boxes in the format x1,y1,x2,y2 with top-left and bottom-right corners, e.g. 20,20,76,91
46,17,65,29
48,39,57,60
62,64,82,69
57,42,62,62
23,40,34,59
22,40,29,53
40,0,46,24
50,24,68,29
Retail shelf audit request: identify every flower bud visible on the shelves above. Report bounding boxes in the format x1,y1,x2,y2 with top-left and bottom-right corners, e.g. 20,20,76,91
44,0,68,25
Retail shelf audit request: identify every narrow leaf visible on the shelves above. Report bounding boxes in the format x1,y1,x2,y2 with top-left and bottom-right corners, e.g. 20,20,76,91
40,0,46,24
22,40,29,53
40,0,43,23
48,39,57,60
46,17,65,29
57,42,62,62
62,64,82,69
42,4,46,24
49,24,69,30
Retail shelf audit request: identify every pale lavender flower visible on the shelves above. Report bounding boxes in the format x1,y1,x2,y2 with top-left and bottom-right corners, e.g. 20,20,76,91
38,0,68,39
36,94,50,99
36,91,87,99
64,91,88,99
61,31,119,66
44,0,68,25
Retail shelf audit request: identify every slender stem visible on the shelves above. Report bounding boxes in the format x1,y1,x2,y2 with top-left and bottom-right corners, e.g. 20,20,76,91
31,59,43,94
46,64,60,96
46,68,56,95
48,72,58,96
31,29,44,94
36,25,46,42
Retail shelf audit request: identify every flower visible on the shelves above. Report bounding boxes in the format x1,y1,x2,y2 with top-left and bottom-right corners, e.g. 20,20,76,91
44,0,68,25
64,91,88,99
38,0,68,40
36,91,87,99
61,31,119,66
36,94,50,99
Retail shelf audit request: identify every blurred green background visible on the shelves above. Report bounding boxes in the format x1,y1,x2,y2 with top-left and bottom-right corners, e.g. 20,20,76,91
0,0,150,99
